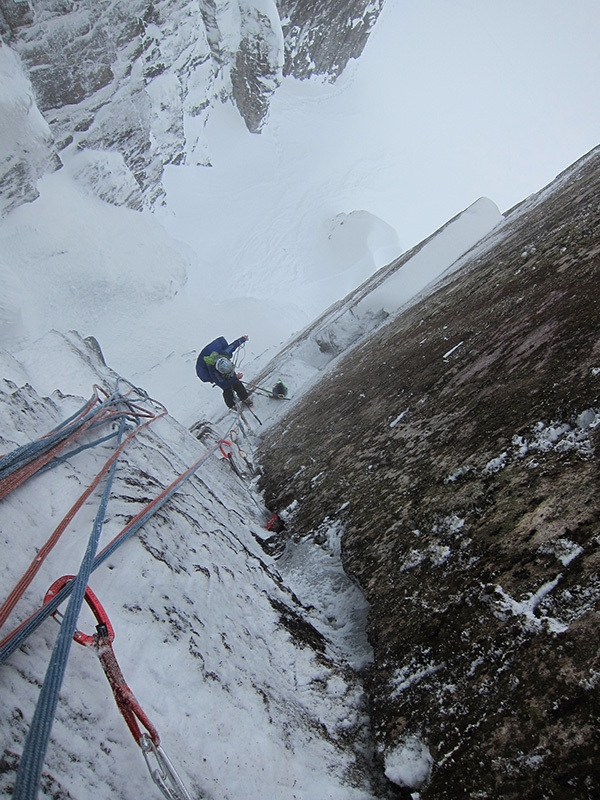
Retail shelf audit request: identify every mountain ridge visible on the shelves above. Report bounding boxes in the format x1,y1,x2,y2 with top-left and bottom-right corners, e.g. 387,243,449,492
0,0,383,216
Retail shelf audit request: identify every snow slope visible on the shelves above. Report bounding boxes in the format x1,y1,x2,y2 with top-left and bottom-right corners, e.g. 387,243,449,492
0,331,384,800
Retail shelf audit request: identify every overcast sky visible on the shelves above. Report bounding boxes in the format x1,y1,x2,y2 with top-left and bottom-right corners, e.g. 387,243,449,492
340,0,600,247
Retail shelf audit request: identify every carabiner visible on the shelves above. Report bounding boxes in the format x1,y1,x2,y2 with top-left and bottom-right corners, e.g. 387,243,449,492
218,439,233,459
140,733,193,800
44,575,115,646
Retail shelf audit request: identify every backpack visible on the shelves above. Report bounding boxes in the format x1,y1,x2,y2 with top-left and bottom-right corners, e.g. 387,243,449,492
203,351,221,367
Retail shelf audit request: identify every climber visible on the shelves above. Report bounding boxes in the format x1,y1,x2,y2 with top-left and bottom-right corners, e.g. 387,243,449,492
195,335,253,410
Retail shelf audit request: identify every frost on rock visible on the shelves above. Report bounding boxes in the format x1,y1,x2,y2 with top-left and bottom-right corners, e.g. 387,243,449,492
278,0,385,79
230,1,284,133
0,44,56,216
65,149,144,210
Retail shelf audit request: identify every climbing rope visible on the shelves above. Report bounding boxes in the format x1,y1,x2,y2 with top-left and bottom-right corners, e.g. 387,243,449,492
0,396,167,632
0,425,223,663
0,381,265,800
0,384,159,500
43,576,192,800
0,392,98,488
12,412,127,800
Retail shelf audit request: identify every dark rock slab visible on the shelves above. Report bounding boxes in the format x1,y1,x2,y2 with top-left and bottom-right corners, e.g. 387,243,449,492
258,145,600,798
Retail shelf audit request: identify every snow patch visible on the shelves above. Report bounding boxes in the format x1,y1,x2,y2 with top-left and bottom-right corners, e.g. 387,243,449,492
538,538,584,567
522,412,600,457
434,514,465,536
484,451,508,474
390,662,445,698
384,735,433,789
472,409,600,480
390,409,409,428
493,576,568,634
442,341,464,360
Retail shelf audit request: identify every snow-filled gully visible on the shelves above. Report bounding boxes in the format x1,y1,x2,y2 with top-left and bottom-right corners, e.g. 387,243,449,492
0,334,386,800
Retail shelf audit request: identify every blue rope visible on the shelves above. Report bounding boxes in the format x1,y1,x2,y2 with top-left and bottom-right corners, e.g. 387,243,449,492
0,440,222,667
37,427,133,475
2,412,144,483
11,416,126,800
0,426,85,481
2,395,227,798
43,394,100,433
0,392,117,482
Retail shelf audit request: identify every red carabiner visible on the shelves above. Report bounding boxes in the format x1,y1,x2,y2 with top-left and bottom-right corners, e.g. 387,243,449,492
218,439,233,459
44,575,115,646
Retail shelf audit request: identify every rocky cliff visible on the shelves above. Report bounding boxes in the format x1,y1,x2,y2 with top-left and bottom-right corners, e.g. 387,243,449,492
0,0,383,215
258,145,600,797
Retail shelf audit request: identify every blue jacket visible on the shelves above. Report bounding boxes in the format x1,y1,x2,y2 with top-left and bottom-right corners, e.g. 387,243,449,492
195,336,246,389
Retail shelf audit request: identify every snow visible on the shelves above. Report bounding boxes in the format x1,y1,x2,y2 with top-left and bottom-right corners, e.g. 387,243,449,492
389,409,409,428
479,410,600,474
0,348,380,799
484,452,508,474
493,577,568,635
1,2,600,797
538,538,583,568
390,663,445,699
442,341,464,361
276,519,373,672
384,735,433,790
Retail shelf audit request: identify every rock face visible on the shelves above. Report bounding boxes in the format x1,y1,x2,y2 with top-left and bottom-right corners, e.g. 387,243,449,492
258,145,600,798
279,0,384,79
0,0,383,213
0,43,56,216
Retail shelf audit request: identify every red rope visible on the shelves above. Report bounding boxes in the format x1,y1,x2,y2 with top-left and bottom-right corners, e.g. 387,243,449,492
0,407,165,632
0,386,162,502
0,389,167,635
0,390,111,502
0,437,221,654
